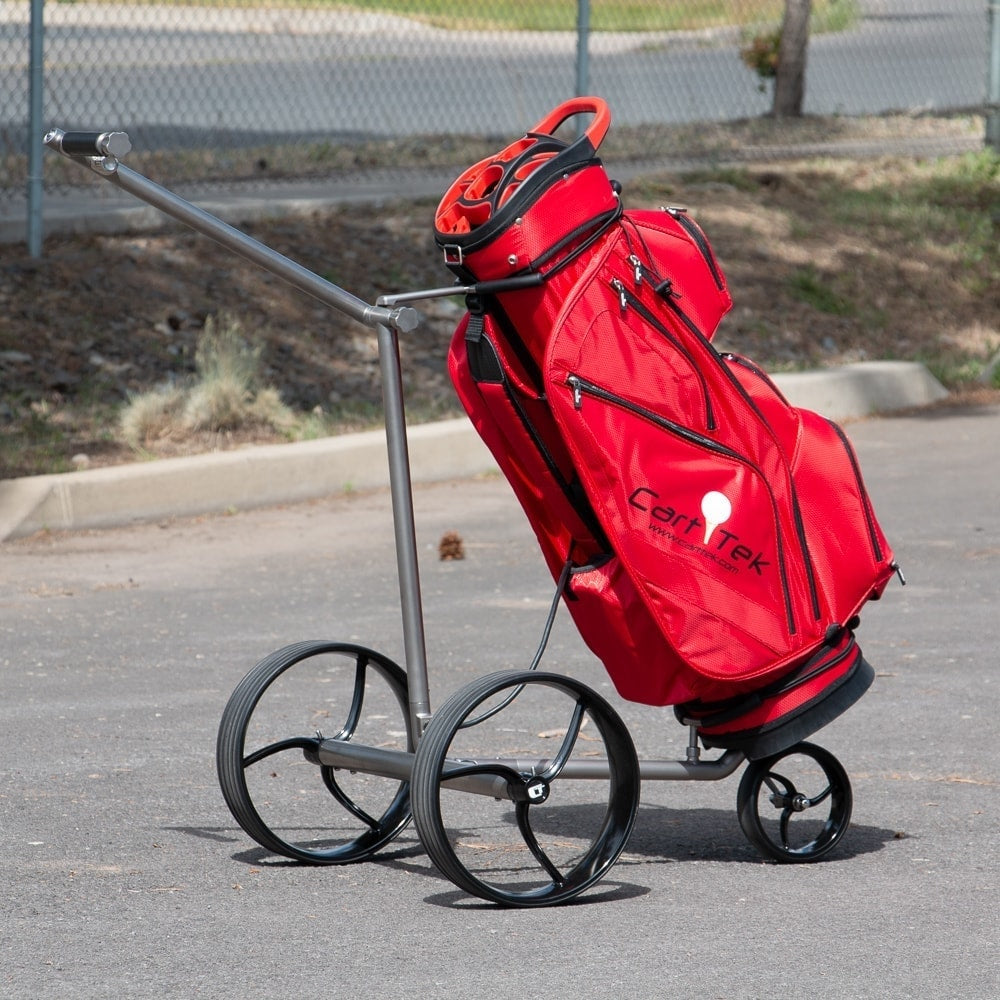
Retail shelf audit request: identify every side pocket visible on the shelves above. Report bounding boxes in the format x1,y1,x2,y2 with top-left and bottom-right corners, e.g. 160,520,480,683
447,316,606,581
790,408,896,615
565,555,696,707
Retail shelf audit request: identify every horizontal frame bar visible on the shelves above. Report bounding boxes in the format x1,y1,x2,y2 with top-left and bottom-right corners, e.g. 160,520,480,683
316,738,746,802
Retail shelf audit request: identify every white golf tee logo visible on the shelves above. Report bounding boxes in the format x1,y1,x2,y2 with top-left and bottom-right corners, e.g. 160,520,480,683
700,490,733,545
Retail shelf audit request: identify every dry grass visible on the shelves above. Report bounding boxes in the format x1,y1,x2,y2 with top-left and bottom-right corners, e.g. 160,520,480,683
2,130,997,479
120,313,294,450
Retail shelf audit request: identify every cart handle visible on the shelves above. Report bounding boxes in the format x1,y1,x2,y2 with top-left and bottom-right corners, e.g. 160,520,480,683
42,128,419,334
45,129,132,159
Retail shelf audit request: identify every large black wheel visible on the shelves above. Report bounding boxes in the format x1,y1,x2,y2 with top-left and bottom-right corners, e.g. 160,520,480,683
411,670,640,907
217,641,412,864
737,741,853,863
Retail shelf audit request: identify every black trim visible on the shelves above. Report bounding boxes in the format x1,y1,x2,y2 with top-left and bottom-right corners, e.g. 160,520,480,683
662,208,726,290
698,655,875,760
657,295,822,622
675,634,858,729
503,379,611,550
437,156,601,257
466,295,544,394
529,204,623,276
470,334,610,551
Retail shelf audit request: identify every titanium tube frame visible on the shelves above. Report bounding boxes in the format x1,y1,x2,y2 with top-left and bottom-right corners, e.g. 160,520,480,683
43,127,748,800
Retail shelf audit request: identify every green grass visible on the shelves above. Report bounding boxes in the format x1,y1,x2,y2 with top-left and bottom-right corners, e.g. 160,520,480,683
826,151,1000,296
77,0,855,33
788,265,855,316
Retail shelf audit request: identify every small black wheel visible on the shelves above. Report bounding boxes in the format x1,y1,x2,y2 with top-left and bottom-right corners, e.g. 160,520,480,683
217,641,412,864
737,741,853,863
411,670,640,907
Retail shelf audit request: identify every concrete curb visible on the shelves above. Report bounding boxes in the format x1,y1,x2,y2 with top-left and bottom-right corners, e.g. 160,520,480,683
0,361,947,542
764,360,949,421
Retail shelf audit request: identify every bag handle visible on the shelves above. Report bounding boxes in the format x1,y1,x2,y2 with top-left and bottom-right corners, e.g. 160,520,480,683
527,97,611,155
435,97,612,240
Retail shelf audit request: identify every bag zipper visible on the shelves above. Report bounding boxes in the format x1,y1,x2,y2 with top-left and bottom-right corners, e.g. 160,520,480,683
826,418,886,564
725,351,887,584
565,372,798,635
721,352,790,404
472,329,610,549
662,206,725,291
610,276,717,431
718,352,821,620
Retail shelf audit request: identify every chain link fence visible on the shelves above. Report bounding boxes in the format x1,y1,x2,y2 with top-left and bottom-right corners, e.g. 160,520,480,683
1,1,992,237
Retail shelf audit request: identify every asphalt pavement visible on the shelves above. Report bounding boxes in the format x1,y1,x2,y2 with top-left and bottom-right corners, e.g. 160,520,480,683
1,398,997,999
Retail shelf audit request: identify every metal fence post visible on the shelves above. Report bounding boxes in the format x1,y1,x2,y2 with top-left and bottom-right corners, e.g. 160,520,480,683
575,0,590,97
27,0,45,256
988,2,1000,150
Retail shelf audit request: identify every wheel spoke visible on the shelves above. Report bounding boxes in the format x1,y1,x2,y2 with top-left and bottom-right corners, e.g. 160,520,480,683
242,735,320,769
805,783,834,808
763,771,794,806
320,766,384,830
332,653,368,741
515,802,564,886
779,807,793,849
537,697,587,782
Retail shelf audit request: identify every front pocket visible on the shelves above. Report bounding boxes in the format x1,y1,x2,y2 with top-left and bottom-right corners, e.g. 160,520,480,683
557,375,814,683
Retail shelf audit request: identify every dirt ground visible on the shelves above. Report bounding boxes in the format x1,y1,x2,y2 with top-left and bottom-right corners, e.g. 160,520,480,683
2,151,998,478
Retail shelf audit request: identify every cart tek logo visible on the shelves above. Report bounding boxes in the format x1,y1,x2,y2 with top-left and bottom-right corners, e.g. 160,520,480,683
699,490,732,545
628,486,771,576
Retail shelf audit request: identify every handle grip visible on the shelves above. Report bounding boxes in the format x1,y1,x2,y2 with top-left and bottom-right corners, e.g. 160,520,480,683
44,129,132,159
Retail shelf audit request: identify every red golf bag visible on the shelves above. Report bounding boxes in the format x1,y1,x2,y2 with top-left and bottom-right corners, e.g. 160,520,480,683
435,98,897,758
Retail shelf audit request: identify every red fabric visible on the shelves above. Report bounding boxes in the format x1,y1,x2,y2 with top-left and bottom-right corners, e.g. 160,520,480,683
445,149,894,706
686,632,861,739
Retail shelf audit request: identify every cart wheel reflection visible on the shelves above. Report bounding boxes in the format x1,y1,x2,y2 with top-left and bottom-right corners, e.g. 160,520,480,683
411,670,640,907
217,641,412,864
737,741,853,863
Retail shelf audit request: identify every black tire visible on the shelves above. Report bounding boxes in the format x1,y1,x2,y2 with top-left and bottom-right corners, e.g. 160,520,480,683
737,741,853,863
411,670,640,906
217,641,412,864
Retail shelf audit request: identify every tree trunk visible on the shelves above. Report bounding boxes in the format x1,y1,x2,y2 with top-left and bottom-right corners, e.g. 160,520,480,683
772,0,812,117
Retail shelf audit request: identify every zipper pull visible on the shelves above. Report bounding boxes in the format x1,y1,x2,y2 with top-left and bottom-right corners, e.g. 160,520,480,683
655,277,675,299
610,277,628,312
568,376,583,410
627,253,644,286
662,205,687,217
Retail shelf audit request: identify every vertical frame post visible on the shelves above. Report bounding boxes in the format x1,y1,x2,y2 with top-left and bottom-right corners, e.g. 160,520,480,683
374,315,432,746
